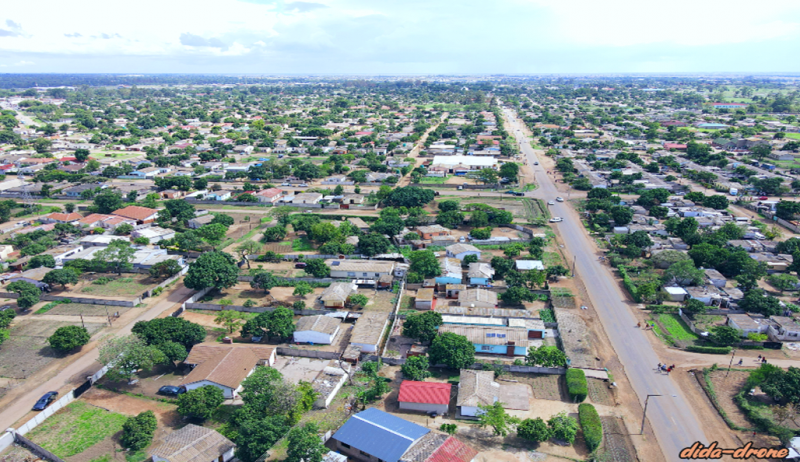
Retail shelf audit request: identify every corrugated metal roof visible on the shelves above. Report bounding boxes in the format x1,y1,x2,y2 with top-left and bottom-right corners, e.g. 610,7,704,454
398,381,451,405
424,437,478,462
332,408,430,462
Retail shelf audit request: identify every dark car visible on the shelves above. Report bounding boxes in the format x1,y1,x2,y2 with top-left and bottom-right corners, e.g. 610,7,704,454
32,391,58,411
157,386,186,397
504,190,517,195
294,262,307,269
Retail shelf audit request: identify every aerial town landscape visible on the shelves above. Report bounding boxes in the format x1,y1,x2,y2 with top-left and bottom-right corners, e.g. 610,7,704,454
2,3,800,462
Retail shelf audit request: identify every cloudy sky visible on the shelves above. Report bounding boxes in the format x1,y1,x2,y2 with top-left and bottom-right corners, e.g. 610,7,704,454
1,0,799,74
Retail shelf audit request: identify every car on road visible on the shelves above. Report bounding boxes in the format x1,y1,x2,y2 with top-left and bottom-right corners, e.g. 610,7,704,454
556,197,564,202
281,182,290,186
548,200,555,205
504,190,517,195
549,217,563,223
758,196,769,200
294,262,308,268
298,183,309,187
157,386,185,397
533,161,539,165
32,391,58,411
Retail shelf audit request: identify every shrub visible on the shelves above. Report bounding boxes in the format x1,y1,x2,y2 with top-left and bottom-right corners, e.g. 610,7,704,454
617,266,640,302
120,411,157,450
152,287,163,296
243,299,256,308
578,403,603,452
48,325,91,352
93,277,113,285
686,345,732,354
566,368,587,402
439,423,457,435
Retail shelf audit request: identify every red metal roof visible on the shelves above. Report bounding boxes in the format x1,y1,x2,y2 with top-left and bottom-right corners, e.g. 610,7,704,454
425,437,478,462
397,380,451,405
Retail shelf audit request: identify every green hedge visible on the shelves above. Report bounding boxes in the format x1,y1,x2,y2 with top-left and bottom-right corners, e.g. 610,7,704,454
566,368,587,402
647,304,679,313
686,345,732,354
617,267,641,303
578,403,603,452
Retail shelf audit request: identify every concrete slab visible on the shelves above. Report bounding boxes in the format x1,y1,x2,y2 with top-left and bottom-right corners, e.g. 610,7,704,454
272,356,330,384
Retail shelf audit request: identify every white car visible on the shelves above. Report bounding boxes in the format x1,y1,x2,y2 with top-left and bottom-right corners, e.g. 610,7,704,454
556,197,564,202
548,200,555,205
549,217,563,223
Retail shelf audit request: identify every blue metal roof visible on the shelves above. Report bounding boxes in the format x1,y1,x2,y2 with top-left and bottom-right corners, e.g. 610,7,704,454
332,408,429,462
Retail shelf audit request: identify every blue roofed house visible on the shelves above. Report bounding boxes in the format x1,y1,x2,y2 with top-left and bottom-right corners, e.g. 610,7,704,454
467,262,494,286
330,407,430,462
435,258,463,286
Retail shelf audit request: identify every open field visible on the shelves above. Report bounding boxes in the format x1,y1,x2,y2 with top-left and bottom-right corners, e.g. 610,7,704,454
27,401,127,460
0,320,104,379
41,302,131,317
47,273,156,299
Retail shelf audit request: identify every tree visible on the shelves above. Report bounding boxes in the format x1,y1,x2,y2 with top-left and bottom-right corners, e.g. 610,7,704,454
624,231,653,249
409,250,441,278
98,335,167,381
738,289,783,317
7,280,40,310
491,257,515,279
261,225,287,243
518,417,552,443
149,259,182,280
477,168,499,185
776,201,800,220
548,411,579,444
235,241,262,269
662,260,705,286
683,299,708,317
525,345,568,367
74,148,90,162
293,281,313,298
649,205,669,219
436,210,464,229
349,294,369,309
93,190,124,214
26,254,56,269
308,222,340,244
211,213,235,227
94,240,136,275
48,325,90,352
429,332,474,369
270,206,295,226
120,411,157,451
158,340,189,364
609,206,633,225
752,143,772,160
177,385,224,420
703,195,729,210
470,227,492,240
115,223,134,235
358,233,391,256
215,310,245,334
675,217,699,239
709,326,742,346
438,200,460,212
285,423,326,462
185,251,239,291
402,311,443,344
384,186,435,208
478,401,520,436
501,286,535,305
250,306,295,340
197,223,228,245
234,415,291,462
42,268,79,289
164,199,196,224
768,273,799,293
500,162,519,182
304,259,330,278
400,355,431,381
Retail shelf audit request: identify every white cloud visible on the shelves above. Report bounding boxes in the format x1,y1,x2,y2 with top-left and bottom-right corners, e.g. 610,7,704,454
0,60,34,67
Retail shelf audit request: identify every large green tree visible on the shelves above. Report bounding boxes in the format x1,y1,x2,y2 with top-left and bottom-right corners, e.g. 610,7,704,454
402,311,443,344
177,385,224,420
93,240,136,275
285,423,326,462
184,251,239,291
429,332,475,369
120,411,158,451
48,325,90,352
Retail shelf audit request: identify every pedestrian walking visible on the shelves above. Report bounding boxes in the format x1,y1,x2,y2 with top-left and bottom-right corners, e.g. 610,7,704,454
657,362,662,370
738,359,743,366
757,355,762,362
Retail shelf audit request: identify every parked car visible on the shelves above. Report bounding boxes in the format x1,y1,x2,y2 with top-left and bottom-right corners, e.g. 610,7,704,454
556,197,564,202
281,182,290,186
533,161,539,165
548,200,555,205
505,190,517,195
549,217,563,223
157,386,186,397
32,391,58,411
299,183,309,187
294,262,308,268
758,196,769,200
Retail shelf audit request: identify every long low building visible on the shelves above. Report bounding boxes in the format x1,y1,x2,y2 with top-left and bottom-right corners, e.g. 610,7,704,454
326,259,396,279
350,311,390,353
437,324,543,356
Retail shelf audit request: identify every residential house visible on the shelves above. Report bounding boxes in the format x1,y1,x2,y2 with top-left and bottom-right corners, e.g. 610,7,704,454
768,316,800,342
326,260,396,279
293,316,341,345
131,226,176,244
415,288,436,310
446,244,480,262
293,193,323,205
445,284,466,299
401,436,477,462
349,311,390,353
438,324,542,356
63,183,102,198
467,263,494,286
515,260,545,271
188,214,215,229
206,190,232,201
111,205,158,224
416,225,450,240
329,408,430,462
320,282,358,309
255,188,283,204
181,347,260,398
458,289,497,309
183,343,276,368
727,314,770,338
397,381,451,415
40,212,82,224
435,258,463,286
347,218,370,233
456,370,498,417
664,286,689,302
150,424,235,462
685,286,723,306
705,269,728,288
160,190,184,200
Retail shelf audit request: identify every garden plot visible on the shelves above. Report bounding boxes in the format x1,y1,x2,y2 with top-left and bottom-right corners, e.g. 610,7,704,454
651,313,698,348
0,320,104,379
506,372,565,401
42,302,131,317
598,416,637,462
554,309,599,369
53,273,157,299
26,400,127,461
586,378,615,406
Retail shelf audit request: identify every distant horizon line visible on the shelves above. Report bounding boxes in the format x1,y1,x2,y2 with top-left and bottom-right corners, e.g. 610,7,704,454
1,72,800,77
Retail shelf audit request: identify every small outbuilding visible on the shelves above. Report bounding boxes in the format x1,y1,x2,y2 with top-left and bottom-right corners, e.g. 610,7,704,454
293,315,341,345
398,380,451,415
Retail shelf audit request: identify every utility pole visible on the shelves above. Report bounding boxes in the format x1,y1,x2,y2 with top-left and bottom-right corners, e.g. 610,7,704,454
572,255,577,277
640,394,662,435
726,348,737,377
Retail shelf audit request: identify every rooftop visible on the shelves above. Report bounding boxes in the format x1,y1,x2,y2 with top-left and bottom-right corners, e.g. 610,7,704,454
149,424,234,462
398,380,451,405
332,408,430,462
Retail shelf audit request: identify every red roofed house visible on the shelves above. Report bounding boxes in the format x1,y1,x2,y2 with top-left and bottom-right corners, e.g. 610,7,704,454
663,143,687,150
112,205,159,224
256,188,283,204
398,380,451,415
41,212,82,224
424,436,478,462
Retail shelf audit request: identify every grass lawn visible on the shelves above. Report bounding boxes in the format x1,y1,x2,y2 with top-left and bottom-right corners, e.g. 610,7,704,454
292,237,315,251
658,314,698,341
27,401,127,458
543,251,564,267
417,176,450,184
80,277,150,297
784,133,800,140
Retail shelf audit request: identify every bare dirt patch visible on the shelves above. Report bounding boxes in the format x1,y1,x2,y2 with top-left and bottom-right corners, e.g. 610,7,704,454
507,372,565,401
45,303,131,317
52,273,156,299
97,363,191,399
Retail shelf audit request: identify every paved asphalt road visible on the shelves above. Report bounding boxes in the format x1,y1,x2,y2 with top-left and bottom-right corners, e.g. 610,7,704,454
0,286,194,429
502,107,708,461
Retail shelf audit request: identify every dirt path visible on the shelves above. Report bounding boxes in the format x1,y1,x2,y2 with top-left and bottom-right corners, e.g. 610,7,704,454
397,112,448,187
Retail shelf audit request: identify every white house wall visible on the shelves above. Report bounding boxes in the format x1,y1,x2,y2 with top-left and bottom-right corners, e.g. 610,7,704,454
398,401,448,415
184,380,235,399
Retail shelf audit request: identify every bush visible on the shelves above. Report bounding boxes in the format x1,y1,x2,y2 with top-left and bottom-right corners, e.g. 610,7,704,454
121,411,157,450
566,368,588,402
48,325,90,352
617,267,640,303
439,423,457,435
686,345,732,354
177,385,224,420
578,403,603,452
93,277,113,285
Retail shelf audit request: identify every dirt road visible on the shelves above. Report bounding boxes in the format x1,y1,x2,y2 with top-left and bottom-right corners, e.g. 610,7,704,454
502,104,708,462
0,285,194,429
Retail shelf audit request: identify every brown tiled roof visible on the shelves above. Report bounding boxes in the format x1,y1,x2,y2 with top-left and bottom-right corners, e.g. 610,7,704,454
295,315,341,335
456,370,498,407
350,311,390,346
149,424,234,462
184,343,274,366
45,212,82,222
111,205,157,221
181,348,259,389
